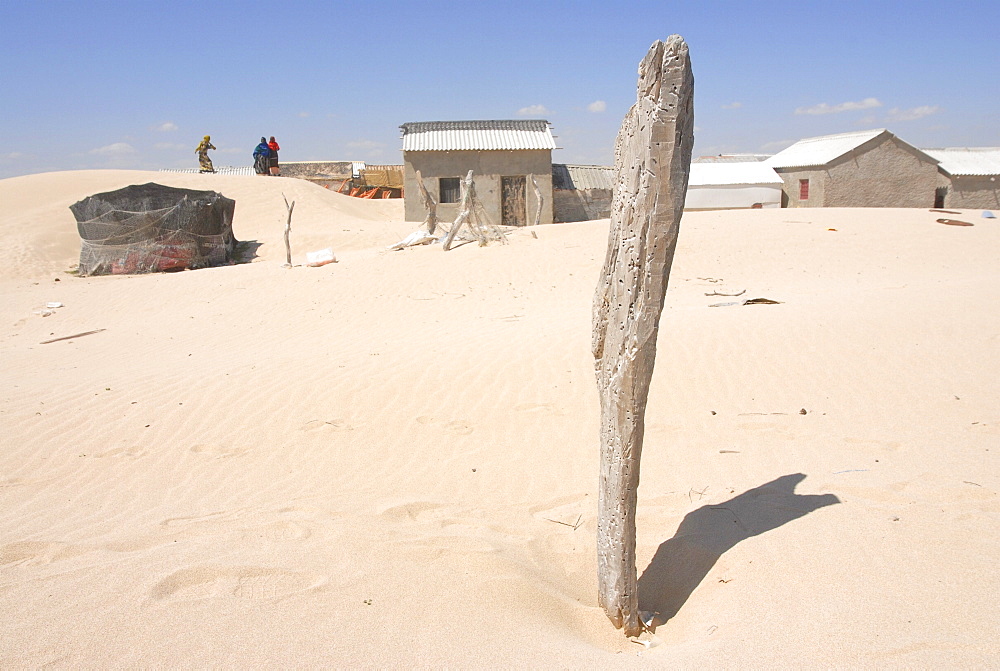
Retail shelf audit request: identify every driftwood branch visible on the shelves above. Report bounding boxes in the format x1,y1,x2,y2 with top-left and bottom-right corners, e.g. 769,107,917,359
40,329,107,344
439,171,507,251
441,170,474,251
530,174,543,227
592,35,694,637
282,194,296,267
415,169,438,235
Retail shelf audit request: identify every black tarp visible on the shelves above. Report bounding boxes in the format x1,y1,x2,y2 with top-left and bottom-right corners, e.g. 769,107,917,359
69,183,237,276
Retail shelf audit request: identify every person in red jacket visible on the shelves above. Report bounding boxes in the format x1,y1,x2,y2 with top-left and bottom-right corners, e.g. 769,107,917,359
267,136,281,176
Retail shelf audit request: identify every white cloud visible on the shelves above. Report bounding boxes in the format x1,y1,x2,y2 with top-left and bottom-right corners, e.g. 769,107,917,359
516,104,551,117
153,121,178,132
887,105,939,121
90,142,136,156
346,139,385,150
1,151,24,160
795,97,882,115
721,102,742,110
298,111,310,118
587,100,606,113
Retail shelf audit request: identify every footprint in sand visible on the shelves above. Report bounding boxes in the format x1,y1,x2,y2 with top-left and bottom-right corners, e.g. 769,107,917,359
189,443,249,458
92,446,148,459
0,541,91,566
300,418,354,432
160,510,243,529
0,476,56,490
105,511,246,552
377,501,445,522
108,509,317,552
150,566,326,602
415,416,474,435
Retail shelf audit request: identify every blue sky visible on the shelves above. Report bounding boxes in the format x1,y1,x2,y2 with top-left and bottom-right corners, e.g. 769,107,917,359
2,0,997,178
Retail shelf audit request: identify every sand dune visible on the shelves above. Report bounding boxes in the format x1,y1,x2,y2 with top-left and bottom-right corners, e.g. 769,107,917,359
1,170,998,666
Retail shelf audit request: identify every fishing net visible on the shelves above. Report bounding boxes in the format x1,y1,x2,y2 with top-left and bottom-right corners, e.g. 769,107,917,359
70,183,237,276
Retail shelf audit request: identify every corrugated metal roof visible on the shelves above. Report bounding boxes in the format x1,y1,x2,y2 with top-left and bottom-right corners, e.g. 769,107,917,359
689,163,783,186
922,148,1000,176
552,164,615,190
401,120,557,151
765,129,889,169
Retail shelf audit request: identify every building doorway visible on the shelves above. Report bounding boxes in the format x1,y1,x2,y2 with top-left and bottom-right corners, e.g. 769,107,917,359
934,187,948,209
501,176,527,227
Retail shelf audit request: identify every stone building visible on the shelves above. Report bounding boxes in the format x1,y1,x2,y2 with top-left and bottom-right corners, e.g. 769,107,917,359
551,164,615,221
401,120,556,226
765,129,940,208
922,148,1000,209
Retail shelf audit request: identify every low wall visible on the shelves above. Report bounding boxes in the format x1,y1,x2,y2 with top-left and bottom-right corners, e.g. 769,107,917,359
279,162,354,189
553,188,612,222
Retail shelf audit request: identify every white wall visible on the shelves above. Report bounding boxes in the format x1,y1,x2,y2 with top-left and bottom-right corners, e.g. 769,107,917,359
684,184,782,210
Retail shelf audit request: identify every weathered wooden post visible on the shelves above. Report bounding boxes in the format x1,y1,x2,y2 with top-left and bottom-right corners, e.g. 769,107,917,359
592,35,694,636
530,174,543,227
415,169,439,235
282,194,295,267
441,170,475,251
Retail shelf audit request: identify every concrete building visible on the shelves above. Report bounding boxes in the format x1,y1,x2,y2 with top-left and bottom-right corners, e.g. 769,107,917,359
765,129,940,208
550,161,782,218
552,164,615,221
401,120,556,227
686,162,783,210
922,148,1000,209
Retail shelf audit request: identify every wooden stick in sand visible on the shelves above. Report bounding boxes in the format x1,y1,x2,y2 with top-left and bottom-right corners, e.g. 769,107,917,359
282,194,295,267
530,174,543,228
441,170,475,251
592,35,694,637
415,169,439,235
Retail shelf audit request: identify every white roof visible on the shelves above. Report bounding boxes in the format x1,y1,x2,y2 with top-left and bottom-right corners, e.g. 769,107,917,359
688,162,783,186
552,164,615,190
922,148,1000,176
401,120,556,152
765,129,889,169
693,154,771,163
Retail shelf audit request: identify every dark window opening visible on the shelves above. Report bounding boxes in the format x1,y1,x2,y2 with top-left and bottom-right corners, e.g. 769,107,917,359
799,179,810,201
934,187,947,209
439,177,461,204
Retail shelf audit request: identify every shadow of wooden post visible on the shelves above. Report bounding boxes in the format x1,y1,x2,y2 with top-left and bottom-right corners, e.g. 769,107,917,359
637,473,840,628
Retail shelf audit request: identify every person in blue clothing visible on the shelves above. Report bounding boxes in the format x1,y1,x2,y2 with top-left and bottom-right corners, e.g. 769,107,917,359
253,137,271,176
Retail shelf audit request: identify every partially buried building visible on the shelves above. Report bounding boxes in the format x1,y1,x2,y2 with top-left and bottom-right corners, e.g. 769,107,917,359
400,120,556,227
765,129,940,208
922,147,1000,209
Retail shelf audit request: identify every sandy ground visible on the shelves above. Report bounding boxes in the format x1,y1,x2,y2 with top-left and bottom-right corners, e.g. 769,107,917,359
1,170,997,667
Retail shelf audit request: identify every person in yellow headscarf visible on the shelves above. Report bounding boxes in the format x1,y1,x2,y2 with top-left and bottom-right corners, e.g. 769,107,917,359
195,135,216,173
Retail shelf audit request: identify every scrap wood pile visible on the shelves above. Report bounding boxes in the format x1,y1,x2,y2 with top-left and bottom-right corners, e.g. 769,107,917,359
389,170,507,252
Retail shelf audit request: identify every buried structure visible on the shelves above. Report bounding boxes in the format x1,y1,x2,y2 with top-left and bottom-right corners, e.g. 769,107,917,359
70,183,237,276
593,35,694,636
